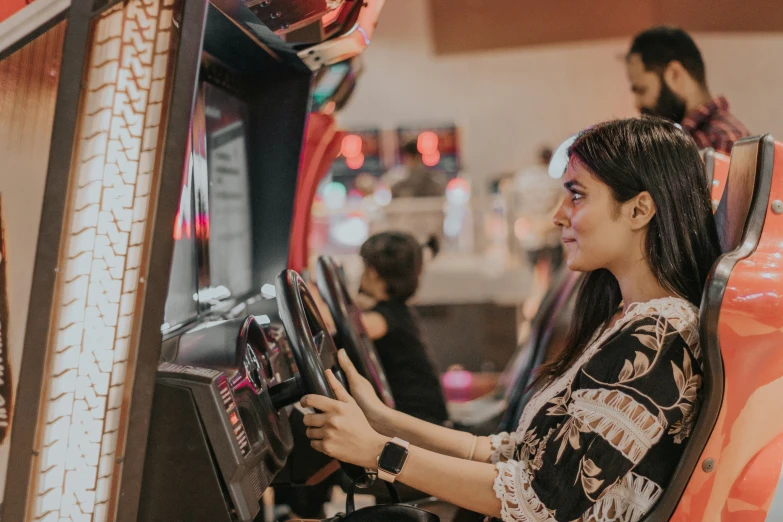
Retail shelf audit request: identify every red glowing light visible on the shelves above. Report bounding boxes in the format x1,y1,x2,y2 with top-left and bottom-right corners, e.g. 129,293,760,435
341,134,363,158
229,411,239,425
346,153,365,170
195,212,210,240
417,131,439,155
422,151,441,167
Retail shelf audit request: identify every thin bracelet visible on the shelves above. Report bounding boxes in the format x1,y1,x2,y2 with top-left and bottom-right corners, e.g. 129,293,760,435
466,435,478,461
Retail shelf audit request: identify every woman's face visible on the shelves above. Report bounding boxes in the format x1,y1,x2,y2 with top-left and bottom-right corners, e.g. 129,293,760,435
553,158,637,273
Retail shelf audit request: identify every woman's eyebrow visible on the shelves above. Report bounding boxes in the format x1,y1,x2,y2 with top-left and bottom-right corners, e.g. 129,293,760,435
564,180,585,191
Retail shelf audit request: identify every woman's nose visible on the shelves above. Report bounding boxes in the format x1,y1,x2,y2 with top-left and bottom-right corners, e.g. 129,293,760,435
552,200,569,228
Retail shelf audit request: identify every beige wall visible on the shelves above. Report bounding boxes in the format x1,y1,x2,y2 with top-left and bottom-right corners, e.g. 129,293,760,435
338,0,783,184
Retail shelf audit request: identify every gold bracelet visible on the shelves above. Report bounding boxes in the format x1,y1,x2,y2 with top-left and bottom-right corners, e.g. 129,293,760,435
466,435,478,461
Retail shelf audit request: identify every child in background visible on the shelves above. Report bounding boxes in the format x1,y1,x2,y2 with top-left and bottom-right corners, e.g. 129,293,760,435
357,231,449,425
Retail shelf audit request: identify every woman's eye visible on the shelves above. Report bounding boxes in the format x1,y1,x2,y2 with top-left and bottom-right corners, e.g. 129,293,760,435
571,192,584,202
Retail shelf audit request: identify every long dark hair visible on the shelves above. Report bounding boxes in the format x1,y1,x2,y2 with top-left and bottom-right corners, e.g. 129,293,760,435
536,117,721,384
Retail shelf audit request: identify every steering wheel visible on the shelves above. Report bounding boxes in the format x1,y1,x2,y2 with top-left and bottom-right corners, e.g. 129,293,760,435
315,256,395,408
275,269,373,485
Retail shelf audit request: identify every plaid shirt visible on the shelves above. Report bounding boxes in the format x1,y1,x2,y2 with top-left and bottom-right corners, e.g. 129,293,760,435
681,96,750,155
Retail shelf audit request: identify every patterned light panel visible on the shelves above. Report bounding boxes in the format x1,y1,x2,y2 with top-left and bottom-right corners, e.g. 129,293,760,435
31,0,177,520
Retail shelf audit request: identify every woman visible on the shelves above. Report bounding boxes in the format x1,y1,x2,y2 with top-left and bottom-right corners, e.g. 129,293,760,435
357,231,449,425
301,118,721,522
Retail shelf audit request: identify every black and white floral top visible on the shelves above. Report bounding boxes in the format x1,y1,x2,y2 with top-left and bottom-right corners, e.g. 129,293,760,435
489,297,702,522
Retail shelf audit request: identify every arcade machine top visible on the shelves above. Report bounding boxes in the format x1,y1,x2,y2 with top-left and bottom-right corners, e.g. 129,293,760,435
0,0,383,521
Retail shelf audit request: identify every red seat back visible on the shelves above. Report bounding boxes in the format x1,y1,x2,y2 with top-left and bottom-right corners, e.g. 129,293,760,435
644,135,782,522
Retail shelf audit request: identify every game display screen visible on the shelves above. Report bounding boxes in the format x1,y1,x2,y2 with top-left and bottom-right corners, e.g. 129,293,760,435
204,83,255,300
396,124,460,175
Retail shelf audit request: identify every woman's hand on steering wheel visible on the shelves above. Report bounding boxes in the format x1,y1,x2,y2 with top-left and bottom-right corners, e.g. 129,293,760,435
302,369,388,469
335,349,391,431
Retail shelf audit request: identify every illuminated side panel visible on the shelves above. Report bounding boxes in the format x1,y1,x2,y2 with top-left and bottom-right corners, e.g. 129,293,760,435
31,0,177,521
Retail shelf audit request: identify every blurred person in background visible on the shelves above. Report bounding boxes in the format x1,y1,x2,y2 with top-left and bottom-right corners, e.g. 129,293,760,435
353,172,378,198
386,139,448,199
376,140,447,250
626,26,750,154
511,146,565,318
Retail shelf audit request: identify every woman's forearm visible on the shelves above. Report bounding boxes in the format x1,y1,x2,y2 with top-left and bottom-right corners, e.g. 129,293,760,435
362,436,502,517
394,443,502,517
302,371,503,517
373,406,494,462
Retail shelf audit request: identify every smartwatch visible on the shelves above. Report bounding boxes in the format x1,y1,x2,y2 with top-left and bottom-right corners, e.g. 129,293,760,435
376,437,409,482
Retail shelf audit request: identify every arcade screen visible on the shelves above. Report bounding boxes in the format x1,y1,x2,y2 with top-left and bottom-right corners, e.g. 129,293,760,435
396,125,460,175
330,128,384,183
204,83,254,300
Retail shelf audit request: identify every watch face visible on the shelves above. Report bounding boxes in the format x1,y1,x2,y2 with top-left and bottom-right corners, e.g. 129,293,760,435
378,442,408,474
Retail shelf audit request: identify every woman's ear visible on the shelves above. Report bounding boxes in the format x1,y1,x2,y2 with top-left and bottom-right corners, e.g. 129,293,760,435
626,191,656,230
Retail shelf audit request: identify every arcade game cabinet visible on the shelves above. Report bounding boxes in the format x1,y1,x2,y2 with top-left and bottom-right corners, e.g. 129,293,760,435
0,0,384,521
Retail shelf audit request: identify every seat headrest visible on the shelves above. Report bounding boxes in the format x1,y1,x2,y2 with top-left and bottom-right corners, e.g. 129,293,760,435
713,136,774,254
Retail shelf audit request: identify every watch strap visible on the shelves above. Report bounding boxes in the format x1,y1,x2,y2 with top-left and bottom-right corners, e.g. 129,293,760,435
377,467,396,482
391,437,409,449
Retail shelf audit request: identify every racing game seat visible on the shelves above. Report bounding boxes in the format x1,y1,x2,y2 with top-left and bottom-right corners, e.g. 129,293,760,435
642,135,779,521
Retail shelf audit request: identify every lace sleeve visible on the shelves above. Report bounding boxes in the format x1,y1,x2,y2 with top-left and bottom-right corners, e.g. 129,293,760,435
491,313,702,522
494,459,557,521
488,432,516,464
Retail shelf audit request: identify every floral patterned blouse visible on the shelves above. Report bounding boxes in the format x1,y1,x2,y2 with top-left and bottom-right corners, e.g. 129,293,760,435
489,297,702,522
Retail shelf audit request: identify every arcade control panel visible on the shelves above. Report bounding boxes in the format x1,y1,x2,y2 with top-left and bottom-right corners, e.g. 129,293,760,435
139,318,297,522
